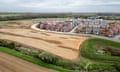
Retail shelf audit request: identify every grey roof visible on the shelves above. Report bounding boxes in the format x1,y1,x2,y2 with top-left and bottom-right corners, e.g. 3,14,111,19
93,28,100,33
86,27,92,31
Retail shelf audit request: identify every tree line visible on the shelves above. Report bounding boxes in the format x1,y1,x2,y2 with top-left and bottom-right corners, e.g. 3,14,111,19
0,13,120,21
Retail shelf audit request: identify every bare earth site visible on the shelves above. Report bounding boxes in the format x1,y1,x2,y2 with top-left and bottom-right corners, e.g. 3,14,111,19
0,28,88,60
0,52,56,72
0,1,120,71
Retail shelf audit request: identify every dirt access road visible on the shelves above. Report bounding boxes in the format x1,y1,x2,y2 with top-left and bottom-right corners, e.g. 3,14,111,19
0,52,56,72
0,29,88,60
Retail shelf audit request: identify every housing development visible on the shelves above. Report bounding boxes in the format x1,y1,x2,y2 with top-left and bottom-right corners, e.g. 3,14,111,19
38,18,120,37
0,14,120,72
0,0,120,71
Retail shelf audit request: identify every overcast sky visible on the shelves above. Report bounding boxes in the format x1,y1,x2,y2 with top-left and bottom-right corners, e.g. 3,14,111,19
0,0,120,13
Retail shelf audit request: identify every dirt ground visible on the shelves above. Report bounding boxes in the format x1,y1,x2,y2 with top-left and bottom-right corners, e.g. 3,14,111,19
0,52,56,72
0,18,67,29
0,29,88,60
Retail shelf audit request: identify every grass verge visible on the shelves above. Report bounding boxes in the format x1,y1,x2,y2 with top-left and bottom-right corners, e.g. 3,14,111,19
0,46,73,72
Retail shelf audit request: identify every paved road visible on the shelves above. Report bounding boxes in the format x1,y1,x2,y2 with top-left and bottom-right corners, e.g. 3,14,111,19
70,25,79,33
113,33,120,40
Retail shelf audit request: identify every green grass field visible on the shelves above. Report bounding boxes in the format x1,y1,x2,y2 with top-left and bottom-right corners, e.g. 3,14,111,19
80,38,120,63
0,14,22,17
0,18,66,26
79,38,120,71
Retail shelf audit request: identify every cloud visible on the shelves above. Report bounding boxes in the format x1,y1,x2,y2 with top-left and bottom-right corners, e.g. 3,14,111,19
0,0,19,3
19,0,72,8
19,0,120,8
0,0,120,12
